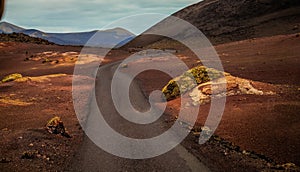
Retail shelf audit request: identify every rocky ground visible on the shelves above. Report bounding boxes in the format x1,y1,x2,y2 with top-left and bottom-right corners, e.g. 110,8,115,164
0,33,299,171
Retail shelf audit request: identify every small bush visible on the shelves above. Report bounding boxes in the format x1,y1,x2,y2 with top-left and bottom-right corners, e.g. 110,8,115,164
162,66,223,101
1,73,23,83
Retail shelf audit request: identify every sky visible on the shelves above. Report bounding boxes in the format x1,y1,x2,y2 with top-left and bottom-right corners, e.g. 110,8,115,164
2,0,200,34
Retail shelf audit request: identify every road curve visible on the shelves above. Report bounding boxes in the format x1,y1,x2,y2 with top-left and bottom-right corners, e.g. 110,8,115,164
68,61,210,172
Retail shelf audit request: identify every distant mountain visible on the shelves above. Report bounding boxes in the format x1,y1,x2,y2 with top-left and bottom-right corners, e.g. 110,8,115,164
0,22,135,48
0,22,24,33
123,0,300,48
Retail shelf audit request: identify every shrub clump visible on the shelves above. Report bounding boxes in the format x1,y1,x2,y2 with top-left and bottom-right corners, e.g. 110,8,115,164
162,66,223,101
1,73,23,83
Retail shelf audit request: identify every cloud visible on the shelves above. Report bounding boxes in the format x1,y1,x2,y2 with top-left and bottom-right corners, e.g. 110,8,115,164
3,0,200,33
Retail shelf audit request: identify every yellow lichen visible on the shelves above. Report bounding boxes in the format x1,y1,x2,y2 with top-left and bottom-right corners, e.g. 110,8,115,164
162,66,223,101
15,74,67,83
46,116,71,138
0,97,32,106
1,73,23,83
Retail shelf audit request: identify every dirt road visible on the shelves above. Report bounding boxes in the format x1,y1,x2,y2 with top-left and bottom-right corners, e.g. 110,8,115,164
68,61,210,171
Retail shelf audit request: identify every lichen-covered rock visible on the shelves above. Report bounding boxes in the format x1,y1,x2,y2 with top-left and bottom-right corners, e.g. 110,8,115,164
46,116,71,138
162,66,223,101
1,73,22,83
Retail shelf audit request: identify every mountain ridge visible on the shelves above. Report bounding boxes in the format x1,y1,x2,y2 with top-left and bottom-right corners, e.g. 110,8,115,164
0,22,135,47
0,21,24,33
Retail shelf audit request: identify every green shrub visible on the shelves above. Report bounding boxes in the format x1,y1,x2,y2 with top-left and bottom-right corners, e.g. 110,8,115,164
1,73,23,83
162,66,223,101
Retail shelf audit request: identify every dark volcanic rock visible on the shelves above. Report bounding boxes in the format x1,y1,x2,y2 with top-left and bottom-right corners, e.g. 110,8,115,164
0,32,55,45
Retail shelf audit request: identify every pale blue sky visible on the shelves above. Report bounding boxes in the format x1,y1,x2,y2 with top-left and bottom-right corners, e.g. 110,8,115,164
2,0,200,34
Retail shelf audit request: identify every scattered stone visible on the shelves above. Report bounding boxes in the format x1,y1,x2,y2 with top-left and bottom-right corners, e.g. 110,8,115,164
192,132,201,136
0,158,11,163
121,63,128,68
28,143,34,147
189,87,210,106
242,150,250,155
223,150,229,156
21,151,38,159
1,128,8,131
50,60,59,64
292,25,298,30
238,79,263,95
239,67,245,70
221,53,229,57
274,162,299,170
184,102,191,108
199,126,213,140
164,49,177,54
188,75,269,105
280,163,297,169
42,58,52,64
46,116,71,138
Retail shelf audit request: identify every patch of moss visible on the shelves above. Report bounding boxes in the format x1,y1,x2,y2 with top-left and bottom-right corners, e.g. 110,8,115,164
1,73,22,83
162,66,223,101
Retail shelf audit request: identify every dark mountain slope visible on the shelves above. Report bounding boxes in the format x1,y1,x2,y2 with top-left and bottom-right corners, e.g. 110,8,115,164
123,0,300,48
173,0,300,44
